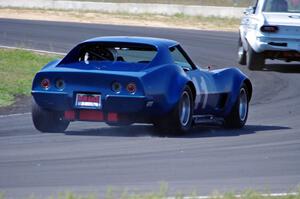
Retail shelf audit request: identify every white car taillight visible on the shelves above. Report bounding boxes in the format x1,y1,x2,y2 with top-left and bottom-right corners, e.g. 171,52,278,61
260,25,279,33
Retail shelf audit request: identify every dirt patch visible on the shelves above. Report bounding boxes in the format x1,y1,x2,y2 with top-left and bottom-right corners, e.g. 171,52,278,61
0,95,31,115
0,8,238,31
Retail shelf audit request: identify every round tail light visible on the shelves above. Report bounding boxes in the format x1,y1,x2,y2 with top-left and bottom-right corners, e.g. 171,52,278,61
127,83,136,94
55,79,65,90
112,81,122,93
41,78,50,89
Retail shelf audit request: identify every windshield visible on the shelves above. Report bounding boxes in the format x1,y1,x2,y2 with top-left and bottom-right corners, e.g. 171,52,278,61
263,0,300,12
60,42,157,65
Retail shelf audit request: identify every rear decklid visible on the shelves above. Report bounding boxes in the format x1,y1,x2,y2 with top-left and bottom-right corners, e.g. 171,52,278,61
57,61,148,72
263,12,300,26
33,63,146,94
262,13,300,38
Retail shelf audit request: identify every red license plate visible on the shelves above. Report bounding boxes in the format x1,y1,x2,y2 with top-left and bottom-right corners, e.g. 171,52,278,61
75,93,101,109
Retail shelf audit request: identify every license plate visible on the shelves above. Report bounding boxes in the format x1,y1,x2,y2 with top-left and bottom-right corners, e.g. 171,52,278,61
75,93,101,109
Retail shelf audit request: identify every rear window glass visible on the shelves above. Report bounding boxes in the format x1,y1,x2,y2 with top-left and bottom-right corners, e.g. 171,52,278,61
60,42,157,65
263,0,300,13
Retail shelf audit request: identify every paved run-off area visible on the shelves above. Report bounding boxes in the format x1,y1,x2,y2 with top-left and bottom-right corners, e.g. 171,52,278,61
0,18,299,198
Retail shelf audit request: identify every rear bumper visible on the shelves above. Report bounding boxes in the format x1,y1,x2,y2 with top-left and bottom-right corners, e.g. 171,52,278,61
263,50,300,61
247,36,300,61
104,95,149,112
253,36,300,53
32,91,70,110
32,91,154,114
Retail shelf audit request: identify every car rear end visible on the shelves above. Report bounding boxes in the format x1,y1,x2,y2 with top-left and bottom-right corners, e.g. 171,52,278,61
32,41,164,125
254,13,300,61
247,0,300,62
32,67,156,124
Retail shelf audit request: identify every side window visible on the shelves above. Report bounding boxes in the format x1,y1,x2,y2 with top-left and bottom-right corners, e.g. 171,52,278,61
169,46,193,71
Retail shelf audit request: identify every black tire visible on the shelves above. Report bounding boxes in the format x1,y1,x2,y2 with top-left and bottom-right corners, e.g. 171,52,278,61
153,85,194,136
224,84,249,129
246,44,265,71
32,99,69,133
238,37,246,65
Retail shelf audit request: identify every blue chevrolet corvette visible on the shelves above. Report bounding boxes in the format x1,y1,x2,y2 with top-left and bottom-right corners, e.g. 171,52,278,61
32,36,252,134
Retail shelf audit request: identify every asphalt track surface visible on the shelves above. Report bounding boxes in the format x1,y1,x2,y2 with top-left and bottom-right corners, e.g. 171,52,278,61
0,18,300,198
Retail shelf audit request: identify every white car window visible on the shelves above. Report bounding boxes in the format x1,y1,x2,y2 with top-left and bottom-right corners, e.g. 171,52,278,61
263,0,300,12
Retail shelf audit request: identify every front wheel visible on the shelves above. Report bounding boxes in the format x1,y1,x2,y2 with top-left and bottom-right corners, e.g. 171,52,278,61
153,85,194,136
224,84,249,129
32,99,69,133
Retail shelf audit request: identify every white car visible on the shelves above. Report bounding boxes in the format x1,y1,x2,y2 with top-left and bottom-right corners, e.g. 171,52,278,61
238,0,300,70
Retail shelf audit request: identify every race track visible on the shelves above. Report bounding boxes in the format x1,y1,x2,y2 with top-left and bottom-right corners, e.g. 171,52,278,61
0,18,300,198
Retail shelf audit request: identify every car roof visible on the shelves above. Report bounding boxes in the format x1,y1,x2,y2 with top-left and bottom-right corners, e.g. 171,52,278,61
84,36,179,48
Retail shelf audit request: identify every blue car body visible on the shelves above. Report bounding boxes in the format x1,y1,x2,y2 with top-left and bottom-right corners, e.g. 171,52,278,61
32,36,252,125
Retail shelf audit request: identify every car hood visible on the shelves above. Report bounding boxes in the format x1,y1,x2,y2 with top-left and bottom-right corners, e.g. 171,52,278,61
262,12,300,26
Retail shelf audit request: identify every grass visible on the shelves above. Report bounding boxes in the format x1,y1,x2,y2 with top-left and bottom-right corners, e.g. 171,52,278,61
0,48,61,107
55,0,252,7
0,188,299,199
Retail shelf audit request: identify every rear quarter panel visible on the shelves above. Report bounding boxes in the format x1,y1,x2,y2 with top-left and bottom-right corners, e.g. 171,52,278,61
141,64,191,115
213,67,251,116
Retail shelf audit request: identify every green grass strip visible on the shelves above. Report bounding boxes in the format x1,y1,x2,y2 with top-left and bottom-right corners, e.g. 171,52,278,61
0,48,61,107
0,189,299,199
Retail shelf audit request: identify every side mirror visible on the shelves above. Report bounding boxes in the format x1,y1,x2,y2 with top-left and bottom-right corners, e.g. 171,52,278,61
244,6,255,15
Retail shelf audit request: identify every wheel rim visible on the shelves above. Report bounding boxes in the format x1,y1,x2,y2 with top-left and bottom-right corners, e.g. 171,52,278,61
239,88,248,122
180,91,191,126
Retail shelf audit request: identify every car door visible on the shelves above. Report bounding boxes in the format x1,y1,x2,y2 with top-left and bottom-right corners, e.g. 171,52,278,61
240,0,260,48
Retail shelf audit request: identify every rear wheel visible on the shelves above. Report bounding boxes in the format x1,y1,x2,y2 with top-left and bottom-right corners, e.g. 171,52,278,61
247,44,265,71
224,84,249,129
153,85,194,136
32,99,69,133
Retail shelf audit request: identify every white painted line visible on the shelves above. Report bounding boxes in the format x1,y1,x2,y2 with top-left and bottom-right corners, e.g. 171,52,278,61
0,45,66,55
0,112,31,118
167,192,298,199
